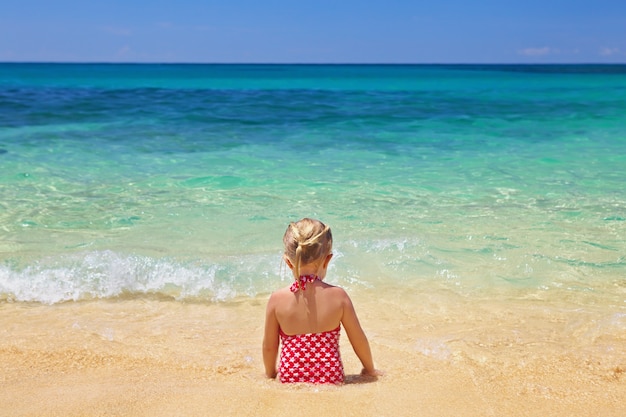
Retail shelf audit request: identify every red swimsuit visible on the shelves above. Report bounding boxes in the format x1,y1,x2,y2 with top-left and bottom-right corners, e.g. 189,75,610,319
278,275,345,384
279,326,344,384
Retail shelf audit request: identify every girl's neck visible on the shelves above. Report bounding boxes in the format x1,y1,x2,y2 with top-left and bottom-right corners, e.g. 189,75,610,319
290,274,320,292
297,267,325,281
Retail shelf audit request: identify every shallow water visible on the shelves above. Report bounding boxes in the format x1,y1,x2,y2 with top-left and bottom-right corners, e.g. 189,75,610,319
1,64,625,308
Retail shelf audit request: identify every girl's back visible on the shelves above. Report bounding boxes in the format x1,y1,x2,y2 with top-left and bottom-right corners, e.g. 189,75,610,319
271,280,347,336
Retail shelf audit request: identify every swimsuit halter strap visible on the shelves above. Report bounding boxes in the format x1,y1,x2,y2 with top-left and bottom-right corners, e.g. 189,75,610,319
290,275,320,293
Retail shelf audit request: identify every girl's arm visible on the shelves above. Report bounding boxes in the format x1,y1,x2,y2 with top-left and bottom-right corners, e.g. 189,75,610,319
262,295,280,379
340,292,380,377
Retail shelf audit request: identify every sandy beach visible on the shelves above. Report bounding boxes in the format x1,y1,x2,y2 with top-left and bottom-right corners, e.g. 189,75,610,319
2,288,624,417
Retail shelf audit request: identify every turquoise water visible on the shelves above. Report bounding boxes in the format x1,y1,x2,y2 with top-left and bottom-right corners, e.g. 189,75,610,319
1,64,625,304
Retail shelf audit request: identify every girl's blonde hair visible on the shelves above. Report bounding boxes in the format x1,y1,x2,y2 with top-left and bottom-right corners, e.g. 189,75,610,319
283,218,333,281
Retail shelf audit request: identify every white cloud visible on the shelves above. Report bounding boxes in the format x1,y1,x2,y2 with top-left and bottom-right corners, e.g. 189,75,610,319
517,47,553,57
599,47,620,56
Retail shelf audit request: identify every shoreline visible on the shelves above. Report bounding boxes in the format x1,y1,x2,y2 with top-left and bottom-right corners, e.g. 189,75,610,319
2,294,625,417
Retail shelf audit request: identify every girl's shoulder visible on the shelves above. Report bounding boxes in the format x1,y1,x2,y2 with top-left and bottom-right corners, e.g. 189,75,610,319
269,286,292,299
319,282,352,304
321,281,348,292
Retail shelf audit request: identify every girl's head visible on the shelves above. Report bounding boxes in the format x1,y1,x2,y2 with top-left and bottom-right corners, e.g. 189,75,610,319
283,218,333,280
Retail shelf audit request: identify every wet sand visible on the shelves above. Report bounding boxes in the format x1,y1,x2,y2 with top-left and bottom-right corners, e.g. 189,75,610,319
1,290,625,417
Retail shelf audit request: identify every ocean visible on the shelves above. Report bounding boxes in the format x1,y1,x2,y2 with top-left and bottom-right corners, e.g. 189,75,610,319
1,63,625,308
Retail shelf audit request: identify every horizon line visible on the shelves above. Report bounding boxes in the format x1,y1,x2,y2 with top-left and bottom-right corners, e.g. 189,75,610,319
1,61,626,66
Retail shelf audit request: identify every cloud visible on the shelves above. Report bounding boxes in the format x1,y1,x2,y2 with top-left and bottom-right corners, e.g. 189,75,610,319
599,47,620,56
517,47,553,57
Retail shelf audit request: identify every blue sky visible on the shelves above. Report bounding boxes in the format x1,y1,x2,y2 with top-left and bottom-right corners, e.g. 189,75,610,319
1,0,625,63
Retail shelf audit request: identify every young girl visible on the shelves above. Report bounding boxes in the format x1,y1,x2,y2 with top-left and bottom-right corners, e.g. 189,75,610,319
263,218,381,384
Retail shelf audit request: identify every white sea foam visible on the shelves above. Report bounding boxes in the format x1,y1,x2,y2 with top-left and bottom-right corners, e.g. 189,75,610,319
0,250,281,304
